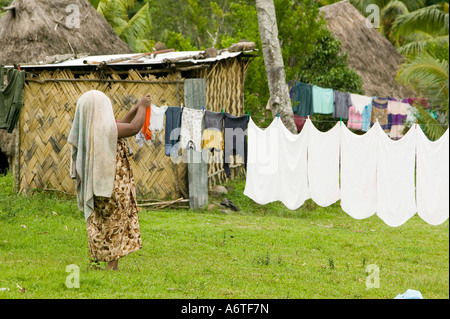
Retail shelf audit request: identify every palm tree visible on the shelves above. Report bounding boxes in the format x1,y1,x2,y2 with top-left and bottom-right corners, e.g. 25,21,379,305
349,0,426,42
397,51,449,139
91,0,153,52
392,2,449,56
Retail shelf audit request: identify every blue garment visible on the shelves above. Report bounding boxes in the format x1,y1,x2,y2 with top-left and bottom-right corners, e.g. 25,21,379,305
164,106,182,156
361,98,373,132
394,289,423,299
312,85,334,114
292,82,314,117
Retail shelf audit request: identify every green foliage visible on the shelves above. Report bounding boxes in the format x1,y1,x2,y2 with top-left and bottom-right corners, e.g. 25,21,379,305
393,2,449,56
161,31,198,52
397,42,449,140
92,0,153,52
297,32,364,94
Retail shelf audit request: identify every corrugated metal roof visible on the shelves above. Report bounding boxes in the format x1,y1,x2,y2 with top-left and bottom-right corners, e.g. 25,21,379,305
17,50,252,69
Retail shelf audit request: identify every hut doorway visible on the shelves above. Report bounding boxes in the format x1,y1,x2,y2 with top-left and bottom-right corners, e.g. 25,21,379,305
0,150,8,175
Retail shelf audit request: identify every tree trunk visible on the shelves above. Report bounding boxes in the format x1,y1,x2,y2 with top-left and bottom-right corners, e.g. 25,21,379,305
256,0,297,134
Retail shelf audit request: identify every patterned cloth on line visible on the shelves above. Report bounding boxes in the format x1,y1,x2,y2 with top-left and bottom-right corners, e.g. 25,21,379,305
179,108,204,151
371,97,390,133
347,106,362,131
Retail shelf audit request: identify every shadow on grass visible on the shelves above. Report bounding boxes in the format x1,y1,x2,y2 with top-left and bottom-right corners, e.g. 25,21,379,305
203,177,343,220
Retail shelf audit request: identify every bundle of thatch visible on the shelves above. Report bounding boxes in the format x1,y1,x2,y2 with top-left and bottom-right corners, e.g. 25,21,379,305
320,0,416,99
0,0,133,65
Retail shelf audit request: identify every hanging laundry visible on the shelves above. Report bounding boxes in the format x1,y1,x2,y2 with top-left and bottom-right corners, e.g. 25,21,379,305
402,97,414,106
416,127,449,225
333,90,352,119
223,113,248,178
376,124,417,227
293,114,307,132
164,106,182,156
244,117,280,205
340,122,378,219
347,106,362,130
307,121,340,207
312,85,334,114
135,131,146,148
371,97,390,133
0,66,25,133
179,108,204,151
387,100,409,140
149,104,168,140
142,105,152,140
361,99,373,132
202,110,224,152
350,93,372,115
278,117,310,210
291,81,314,117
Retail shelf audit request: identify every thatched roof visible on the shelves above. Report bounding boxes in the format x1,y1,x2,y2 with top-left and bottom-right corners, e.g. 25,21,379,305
320,0,416,99
0,0,133,65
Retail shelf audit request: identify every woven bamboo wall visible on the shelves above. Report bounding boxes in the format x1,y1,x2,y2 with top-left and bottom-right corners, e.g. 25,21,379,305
19,69,187,200
18,56,251,199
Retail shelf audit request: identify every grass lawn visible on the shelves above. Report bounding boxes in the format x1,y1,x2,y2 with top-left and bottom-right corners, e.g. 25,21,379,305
0,172,448,299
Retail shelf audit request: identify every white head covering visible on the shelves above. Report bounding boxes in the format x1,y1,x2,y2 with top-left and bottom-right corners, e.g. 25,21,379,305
68,90,118,221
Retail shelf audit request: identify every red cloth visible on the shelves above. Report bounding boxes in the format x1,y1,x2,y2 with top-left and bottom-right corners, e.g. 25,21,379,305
294,114,306,132
142,106,152,140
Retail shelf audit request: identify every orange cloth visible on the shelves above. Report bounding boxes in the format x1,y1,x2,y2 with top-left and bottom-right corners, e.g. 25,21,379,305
142,106,152,140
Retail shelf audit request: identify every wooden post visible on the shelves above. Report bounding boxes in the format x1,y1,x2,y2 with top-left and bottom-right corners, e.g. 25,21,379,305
184,79,208,209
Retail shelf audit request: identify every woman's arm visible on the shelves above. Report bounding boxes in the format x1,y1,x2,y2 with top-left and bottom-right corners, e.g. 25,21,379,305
118,100,141,124
116,94,151,139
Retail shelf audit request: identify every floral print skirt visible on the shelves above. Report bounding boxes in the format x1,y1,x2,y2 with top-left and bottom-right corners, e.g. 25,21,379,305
86,139,142,262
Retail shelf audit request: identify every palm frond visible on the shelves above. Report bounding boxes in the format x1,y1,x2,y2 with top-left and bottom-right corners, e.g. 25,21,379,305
398,0,426,12
398,34,449,56
415,105,447,141
116,2,151,52
96,0,129,23
392,3,449,39
397,53,449,116
381,0,409,18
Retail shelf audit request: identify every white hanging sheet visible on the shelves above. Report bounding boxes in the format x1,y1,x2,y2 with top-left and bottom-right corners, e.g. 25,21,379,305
307,121,341,207
416,127,449,225
278,117,310,210
340,122,379,219
376,124,417,227
243,117,280,205
244,116,448,227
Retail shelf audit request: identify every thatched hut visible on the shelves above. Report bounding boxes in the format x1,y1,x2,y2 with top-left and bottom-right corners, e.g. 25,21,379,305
0,0,133,65
319,0,416,98
0,0,133,173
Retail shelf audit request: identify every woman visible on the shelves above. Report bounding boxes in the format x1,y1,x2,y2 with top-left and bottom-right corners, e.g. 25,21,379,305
68,90,151,270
